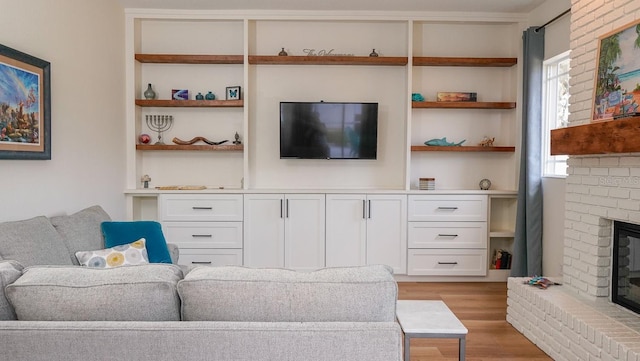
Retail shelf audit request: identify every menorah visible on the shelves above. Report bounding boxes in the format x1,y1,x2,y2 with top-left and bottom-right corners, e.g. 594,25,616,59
145,115,173,145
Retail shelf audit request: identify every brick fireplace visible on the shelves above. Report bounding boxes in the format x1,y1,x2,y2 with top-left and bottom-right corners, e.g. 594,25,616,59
505,1,640,360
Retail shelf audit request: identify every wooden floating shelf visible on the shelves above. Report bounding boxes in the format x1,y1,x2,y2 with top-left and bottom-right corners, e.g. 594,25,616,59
248,55,408,66
412,101,516,109
135,99,243,108
136,144,243,151
135,54,243,64
413,57,517,67
411,145,515,152
551,116,640,155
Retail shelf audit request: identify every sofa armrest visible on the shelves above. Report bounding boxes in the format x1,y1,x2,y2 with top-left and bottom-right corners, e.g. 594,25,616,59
167,243,179,264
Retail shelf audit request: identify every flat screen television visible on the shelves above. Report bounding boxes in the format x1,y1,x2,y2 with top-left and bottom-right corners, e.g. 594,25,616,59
280,101,378,159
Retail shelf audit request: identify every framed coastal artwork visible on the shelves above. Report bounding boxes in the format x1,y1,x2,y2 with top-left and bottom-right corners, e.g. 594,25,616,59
0,44,51,159
592,19,640,121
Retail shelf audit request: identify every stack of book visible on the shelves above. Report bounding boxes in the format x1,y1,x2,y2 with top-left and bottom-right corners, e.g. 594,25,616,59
492,249,512,269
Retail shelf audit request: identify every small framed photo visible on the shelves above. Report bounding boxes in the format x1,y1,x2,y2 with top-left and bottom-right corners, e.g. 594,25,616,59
171,89,188,100
226,86,241,100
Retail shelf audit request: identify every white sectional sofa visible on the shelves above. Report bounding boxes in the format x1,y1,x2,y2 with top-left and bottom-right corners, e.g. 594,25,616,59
0,206,402,361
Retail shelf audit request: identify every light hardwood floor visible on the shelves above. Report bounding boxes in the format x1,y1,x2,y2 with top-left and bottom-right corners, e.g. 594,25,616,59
397,282,552,361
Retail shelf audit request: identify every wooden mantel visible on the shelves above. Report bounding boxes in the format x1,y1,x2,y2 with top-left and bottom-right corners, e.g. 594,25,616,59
550,116,640,155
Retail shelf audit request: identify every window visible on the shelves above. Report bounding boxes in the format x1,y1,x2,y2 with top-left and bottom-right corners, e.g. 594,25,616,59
542,51,570,177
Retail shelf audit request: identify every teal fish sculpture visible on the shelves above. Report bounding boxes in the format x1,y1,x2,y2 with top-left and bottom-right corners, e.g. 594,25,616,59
424,137,465,146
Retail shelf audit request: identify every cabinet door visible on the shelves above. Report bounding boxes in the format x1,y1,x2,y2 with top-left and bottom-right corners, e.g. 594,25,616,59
325,194,367,267
284,194,326,271
243,194,285,268
366,195,407,274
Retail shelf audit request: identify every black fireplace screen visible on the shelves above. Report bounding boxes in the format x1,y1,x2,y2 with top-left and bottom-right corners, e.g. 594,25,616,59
613,220,640,313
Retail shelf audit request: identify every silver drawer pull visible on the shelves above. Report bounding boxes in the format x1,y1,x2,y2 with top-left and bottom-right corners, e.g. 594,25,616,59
438,234,458,237
192,234,213,238
437,207,458,210
192,206,213,210
191,261,212,265
437,262,458,265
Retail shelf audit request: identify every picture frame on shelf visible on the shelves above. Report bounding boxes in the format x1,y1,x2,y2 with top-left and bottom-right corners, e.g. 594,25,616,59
226,86,241,100
592,19,640,121
0,43,51,160
171,89,189,100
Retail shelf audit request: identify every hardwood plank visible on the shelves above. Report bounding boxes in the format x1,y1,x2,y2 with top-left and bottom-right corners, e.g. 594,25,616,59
411,145,515,152
413,56,517,67
550,116,640,155
136,144,243,151
397,282,551,361
135,54,243,64
248,55,408,66
412,101,516,109
135,99,243,107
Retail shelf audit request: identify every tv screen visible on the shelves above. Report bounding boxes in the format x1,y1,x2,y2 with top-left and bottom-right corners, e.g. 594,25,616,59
280,102,378,159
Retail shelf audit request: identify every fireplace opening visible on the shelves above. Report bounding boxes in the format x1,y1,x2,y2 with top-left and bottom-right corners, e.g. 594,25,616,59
613,220,640,314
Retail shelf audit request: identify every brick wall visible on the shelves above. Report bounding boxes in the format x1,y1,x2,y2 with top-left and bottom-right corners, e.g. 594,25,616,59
564,0,640,299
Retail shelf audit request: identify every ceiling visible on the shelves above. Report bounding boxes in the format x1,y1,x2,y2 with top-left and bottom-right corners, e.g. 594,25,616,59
117,0,547,13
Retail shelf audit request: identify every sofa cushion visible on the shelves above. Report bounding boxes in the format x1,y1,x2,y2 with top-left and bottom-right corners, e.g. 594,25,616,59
51,205,111,265
177,265,398,322
0,260,23,320
75,238,149,268
0,216,72,267
102,221,172,264
6,264,183,321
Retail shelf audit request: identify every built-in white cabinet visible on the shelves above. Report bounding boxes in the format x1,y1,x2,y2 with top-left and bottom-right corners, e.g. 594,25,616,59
158,194,244,267
407,194,488,276
243,193,325,271
326,194,407,274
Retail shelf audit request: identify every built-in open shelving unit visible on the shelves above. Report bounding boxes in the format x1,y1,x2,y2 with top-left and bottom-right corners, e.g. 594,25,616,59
124,12,525,282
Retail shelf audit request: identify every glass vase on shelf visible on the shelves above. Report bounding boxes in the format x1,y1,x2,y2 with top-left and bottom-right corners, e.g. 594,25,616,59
144,83,156,100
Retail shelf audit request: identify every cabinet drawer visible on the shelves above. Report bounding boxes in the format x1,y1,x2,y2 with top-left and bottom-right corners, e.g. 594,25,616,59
408,249,487,276
408,195,487,222
163,222,242,248
408,222,487,249
177,249,243,267
159,194,243,222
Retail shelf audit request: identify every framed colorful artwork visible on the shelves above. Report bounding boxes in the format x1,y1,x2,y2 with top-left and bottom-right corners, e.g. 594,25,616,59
0,44,51,159
592,19,640,121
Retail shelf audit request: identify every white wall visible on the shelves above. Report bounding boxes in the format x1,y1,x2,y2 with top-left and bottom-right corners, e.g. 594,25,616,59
528,0,571,277
0,0,126,221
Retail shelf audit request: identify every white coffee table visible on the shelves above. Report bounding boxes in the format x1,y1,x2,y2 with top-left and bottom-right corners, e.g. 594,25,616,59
396,300,468,361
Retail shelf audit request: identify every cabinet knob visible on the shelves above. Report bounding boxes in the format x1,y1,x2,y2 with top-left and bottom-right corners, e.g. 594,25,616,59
192,234,213,238
438,234,459,237
437,261,458,265
192,206,213,210
437,207,458,210
191,261,212,265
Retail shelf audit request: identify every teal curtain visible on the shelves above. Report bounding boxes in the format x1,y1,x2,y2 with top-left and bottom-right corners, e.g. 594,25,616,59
511,27,544,277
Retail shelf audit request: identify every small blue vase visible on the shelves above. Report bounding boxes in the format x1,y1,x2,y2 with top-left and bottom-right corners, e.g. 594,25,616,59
195,92,204,100
205,91,215,100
